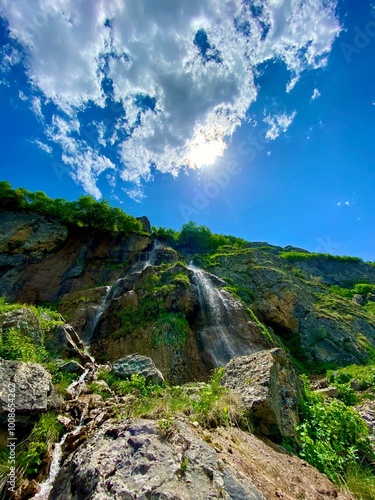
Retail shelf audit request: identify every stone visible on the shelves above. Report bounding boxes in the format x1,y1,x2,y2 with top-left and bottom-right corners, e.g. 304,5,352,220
50,418,263,500
315,387,339,398
50,417,350,500
0,359,63,420
136,215,152,233
112,354,165,385
222,348,301,440
60,360,85,374
352,294,366,306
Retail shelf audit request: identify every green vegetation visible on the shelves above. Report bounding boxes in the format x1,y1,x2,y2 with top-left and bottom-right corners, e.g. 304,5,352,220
298,375,374,485
330,283,374,299
327,363,375,393
0,181,142,236
280,250,363,263
152,313,190,348
0,413,63,496
98,369,248,429
113,263,192,346
155,221,248,253
0,298,64,364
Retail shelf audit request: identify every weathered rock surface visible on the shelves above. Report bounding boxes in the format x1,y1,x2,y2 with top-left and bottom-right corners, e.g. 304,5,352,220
50,418,350,500
0,359,62,419
204,249,375,367
222,349,301,440
112,354,165,385
50,418,263,499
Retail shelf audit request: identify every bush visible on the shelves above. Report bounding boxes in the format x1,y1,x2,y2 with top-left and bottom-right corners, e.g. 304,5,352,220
298,375,374,483
0,181,143,236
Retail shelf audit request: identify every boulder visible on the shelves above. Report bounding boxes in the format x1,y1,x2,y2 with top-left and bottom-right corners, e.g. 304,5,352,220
50,418,263,500
136,216,152,233
0,359,63,420
352,294,366,306
112,354,164,385
222,348,301,440
315,386,339,398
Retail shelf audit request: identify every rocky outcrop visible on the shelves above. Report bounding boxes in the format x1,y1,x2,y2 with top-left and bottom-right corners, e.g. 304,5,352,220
203,249,375,367
112,354,165,385
50,417,349,500
0,211,68,255
0,359,62,420
222,349,301,440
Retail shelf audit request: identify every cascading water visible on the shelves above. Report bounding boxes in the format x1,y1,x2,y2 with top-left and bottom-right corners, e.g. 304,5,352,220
84,239,162,343
32,367,94,499
188,263,265,367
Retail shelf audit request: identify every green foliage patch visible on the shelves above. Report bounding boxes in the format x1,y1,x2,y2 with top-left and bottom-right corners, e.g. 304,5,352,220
98,368,248,429
280,250,362,263
0,181,143,236
298,375,374,484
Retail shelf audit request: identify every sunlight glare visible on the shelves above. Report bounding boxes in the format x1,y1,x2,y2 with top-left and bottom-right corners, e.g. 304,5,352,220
185,130,227,168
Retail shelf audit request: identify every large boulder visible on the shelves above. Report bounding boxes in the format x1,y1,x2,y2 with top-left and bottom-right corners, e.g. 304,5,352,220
0,359,62,421
222,348,301,440
112,354,164,385
50,418,263,500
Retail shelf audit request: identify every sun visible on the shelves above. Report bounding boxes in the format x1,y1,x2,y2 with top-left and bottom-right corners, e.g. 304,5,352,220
185,129,227,168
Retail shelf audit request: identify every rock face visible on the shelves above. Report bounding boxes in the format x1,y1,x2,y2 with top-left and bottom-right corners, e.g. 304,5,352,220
112,354,165,385
51,418,263,499
51,418,349,500
0,359,62,420
222,349,301,440
204,248,375,367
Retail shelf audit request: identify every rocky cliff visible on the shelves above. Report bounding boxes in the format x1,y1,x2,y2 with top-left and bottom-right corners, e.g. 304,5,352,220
1,208,375,499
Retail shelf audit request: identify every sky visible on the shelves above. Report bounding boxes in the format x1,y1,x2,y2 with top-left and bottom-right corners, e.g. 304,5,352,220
0,0,374,260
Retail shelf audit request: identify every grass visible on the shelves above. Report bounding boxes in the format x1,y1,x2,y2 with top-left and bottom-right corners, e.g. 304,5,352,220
280,251,363,263
0,413,63,498
98,368,250,430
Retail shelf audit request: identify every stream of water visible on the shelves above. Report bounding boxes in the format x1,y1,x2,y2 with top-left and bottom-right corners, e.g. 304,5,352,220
32,367,93,499
85,239,162,343
188,263,261,366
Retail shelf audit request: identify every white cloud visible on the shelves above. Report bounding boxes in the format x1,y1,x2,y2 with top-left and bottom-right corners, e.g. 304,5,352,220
267,151,272,157
345,201,350,206
264,111,297,140
337,201,342,207
311,88,321,100
286,75,300,93
32,139,52,155
0,0,341,198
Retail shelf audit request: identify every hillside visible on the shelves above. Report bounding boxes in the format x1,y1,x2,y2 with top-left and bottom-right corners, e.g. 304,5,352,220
1,189,375,498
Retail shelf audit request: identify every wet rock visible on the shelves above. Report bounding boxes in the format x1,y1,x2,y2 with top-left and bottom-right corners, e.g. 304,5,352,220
112,354,165,385
0,359,63,420
222,348,301,440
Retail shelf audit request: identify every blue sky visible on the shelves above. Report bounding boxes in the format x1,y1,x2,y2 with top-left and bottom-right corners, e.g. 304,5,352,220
0,0,374,260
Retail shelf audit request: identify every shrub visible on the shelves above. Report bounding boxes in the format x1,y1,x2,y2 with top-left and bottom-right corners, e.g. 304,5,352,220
298,375,374,483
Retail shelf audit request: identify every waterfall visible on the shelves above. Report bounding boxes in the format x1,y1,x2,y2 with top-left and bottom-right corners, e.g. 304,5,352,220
85,239,162,343
188,264,263,367
130,239,162,274
33,368,93,499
